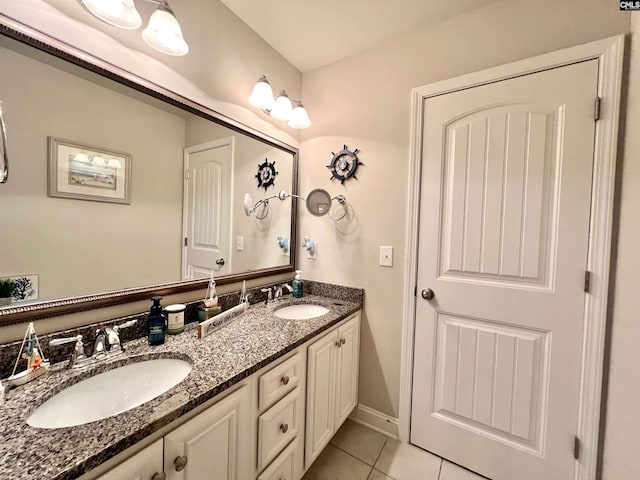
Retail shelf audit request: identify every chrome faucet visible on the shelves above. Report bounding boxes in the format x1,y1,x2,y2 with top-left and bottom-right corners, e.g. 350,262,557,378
275,283,293,301
51,319,137,368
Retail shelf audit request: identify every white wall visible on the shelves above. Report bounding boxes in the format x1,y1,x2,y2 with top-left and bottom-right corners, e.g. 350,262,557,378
298,0,629,426
600,13,640,480
0,0,301,147
0,45,185,298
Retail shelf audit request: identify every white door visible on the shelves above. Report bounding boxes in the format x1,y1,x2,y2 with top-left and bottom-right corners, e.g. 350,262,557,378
182,138,234,279
411,60,598,480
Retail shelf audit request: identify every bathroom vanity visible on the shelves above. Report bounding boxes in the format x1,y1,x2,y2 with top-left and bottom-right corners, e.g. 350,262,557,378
0,291,362,480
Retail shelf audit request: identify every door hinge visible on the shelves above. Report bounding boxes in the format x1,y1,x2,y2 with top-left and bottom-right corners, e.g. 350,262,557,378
414,286,417,297
574,435,581,460
184,237,188,247
594,96,601,121
584,270,591,293
185,170,190,180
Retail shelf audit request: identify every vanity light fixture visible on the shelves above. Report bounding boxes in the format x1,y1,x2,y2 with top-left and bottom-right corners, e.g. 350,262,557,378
248,76,312,129
79,0,189,56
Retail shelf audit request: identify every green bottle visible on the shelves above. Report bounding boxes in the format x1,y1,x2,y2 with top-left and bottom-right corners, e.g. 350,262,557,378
292,270,304,298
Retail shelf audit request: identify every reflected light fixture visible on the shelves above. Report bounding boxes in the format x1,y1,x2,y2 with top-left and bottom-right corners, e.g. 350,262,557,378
248,75,312,129
79,0,189,56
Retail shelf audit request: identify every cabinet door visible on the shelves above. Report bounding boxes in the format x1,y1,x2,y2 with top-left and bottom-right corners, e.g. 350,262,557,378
96,439,163,480
305,330,337,467
335,314,360,428
164,385,249,480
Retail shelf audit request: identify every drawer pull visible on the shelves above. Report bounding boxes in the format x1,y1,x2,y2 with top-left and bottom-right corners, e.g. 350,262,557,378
281,375,290,385
174,455,188,472
151,474,166,480
280,423,289,434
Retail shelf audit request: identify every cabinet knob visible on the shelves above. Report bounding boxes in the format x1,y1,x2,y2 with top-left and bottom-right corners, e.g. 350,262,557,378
341,338,346,345
281,375,290,385
280,423,289,434
335,340,341,348
151,474,166,480
174,455,188,472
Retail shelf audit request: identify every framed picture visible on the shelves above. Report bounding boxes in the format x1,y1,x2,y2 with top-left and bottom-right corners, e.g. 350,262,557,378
8,274,39,303
47,137,132,204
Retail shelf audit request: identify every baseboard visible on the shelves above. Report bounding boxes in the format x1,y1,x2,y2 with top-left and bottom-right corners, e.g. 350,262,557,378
349,404,399,439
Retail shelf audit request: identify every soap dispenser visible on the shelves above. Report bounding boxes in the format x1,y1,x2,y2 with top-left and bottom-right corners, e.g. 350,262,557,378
148,296,166,346
292,270,304,298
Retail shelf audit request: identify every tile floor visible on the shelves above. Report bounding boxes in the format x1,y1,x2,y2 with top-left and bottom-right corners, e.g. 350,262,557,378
302,419,488,480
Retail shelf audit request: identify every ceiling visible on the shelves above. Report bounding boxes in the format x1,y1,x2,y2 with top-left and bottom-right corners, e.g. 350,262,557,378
219,0,500,73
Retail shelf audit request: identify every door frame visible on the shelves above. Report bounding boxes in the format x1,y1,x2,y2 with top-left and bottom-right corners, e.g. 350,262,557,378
398,35,624,480
181,136,235,279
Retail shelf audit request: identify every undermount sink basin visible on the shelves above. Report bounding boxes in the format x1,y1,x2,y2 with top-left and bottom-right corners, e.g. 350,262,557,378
274,304,329,320
27,358,192,429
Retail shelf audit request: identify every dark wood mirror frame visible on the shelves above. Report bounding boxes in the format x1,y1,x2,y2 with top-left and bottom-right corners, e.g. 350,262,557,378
0,16,298,326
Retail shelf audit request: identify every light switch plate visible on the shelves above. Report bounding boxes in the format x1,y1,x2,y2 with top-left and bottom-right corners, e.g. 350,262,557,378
379,246,393,267
236,236,244,251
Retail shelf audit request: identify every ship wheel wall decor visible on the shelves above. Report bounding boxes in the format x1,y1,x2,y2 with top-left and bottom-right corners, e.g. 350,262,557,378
326,145,363,184
255,158,278,190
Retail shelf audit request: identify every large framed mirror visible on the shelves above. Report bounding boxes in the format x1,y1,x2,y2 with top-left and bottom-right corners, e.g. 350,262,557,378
0,20,298,324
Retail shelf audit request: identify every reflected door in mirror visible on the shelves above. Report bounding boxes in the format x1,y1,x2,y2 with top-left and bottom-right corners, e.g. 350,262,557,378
183,138,233,279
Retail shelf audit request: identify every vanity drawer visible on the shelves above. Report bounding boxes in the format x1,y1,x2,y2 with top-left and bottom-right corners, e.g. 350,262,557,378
259,351,304,411
257,437,299,480
258,387,302,470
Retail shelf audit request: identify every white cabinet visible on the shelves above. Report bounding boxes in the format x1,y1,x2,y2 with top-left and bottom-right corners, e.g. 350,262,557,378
96,439,163,480
305,313,360,467
164,385,250,480
97,385,250,480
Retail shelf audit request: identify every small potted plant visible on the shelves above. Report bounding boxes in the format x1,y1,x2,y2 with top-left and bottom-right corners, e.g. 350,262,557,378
0,278,15,306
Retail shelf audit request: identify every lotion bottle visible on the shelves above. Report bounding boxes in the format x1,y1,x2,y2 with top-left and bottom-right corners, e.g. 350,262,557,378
148,296,166,346
292,270,304,298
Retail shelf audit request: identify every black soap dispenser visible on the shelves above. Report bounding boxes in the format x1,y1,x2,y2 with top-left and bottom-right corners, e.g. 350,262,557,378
148,295,166,346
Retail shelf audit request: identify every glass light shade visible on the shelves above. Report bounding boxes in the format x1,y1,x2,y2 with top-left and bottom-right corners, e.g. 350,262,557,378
80,0,142,29
142,4,189,56
248,76,275,111
74,152,90,163
288,102,312,129
270,91,293,121
92,156,106,167
107,159,122,169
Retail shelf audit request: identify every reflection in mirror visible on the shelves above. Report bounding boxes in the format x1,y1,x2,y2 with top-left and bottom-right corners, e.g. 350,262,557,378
0,33,296,312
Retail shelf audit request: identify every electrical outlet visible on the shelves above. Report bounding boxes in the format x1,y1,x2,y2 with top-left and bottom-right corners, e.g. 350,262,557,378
379,246,393,267
236,236,244,251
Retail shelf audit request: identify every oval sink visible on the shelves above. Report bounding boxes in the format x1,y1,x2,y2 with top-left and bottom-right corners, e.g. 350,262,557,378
274,304,329,320
27,358,192,429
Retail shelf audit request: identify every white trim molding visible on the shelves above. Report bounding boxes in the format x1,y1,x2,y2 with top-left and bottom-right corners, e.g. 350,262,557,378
399,34,624,480
349,404,399,439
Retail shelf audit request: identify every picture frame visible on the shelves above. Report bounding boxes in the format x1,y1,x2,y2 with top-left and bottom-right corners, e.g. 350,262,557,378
47,137,132,204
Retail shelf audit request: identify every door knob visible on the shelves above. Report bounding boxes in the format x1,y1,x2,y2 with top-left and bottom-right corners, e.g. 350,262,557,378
421,288,435,300
215,258,225,266
174,455,188,472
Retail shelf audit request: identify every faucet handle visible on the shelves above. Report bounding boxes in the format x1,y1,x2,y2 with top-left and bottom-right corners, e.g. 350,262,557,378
261,288,273,304
50,335,88,368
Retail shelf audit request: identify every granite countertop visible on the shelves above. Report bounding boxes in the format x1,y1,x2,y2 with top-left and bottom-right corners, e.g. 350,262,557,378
0,293,362,480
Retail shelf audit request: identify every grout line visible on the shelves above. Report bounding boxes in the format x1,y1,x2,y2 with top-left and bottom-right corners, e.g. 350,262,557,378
437,457,444,480
372,436,388,468
330,443,378,468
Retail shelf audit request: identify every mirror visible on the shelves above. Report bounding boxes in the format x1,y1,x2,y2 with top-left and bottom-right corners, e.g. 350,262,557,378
0,28,297,321
306,188,332,217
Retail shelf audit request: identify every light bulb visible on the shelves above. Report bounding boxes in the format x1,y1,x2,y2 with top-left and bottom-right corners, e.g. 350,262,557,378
288,102,312,129
270,91,293,121
142,3,189,56
80,0,142,29
248,76,275,111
